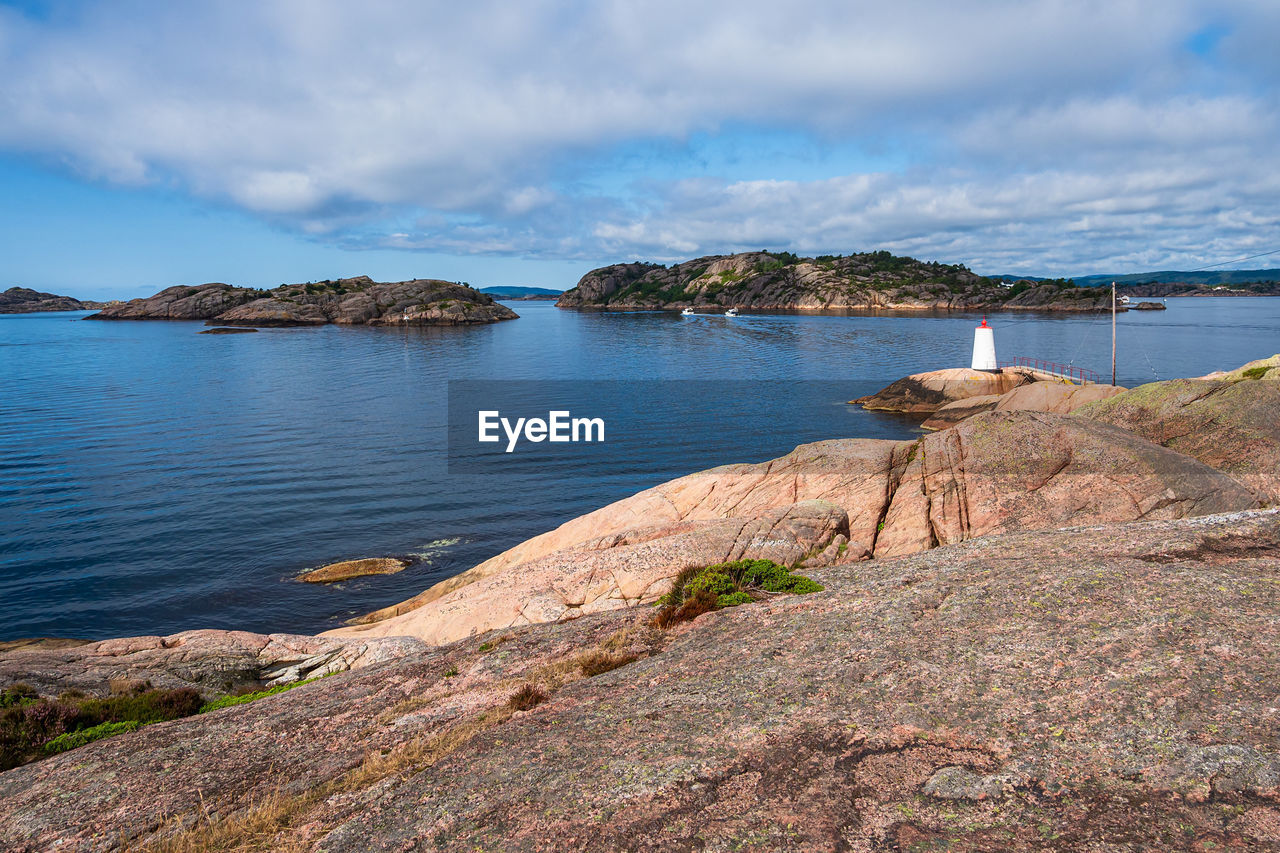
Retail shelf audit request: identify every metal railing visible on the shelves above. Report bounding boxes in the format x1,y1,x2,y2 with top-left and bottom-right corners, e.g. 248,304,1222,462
998,357,1100,385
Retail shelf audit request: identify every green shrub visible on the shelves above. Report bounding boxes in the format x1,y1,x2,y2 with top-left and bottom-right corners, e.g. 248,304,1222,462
716,591,755,607
653,559,825,627
44,720,142,755
1241,366,1271,380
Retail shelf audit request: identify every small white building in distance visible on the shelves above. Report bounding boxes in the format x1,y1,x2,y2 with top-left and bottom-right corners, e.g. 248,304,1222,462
972,317,997,371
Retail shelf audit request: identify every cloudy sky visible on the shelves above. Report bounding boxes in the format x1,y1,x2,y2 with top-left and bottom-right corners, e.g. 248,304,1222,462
1,0,1277,298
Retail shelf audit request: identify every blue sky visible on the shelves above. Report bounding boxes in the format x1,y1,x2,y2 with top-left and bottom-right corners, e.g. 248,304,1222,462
1,1,1277,300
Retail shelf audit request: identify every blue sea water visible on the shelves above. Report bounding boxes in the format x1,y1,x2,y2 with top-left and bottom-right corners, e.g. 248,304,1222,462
1,297,1277,640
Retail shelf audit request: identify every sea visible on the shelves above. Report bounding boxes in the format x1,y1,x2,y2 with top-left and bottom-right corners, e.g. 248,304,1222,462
2,297,1277,640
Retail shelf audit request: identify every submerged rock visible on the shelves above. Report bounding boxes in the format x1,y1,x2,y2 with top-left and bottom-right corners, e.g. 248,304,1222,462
299,558,408,584
198,326,258,334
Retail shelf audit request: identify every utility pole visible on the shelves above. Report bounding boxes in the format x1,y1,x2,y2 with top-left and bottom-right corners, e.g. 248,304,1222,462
1111,281,1117,386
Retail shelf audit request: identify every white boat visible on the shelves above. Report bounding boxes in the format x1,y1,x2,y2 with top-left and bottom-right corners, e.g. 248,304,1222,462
724,307,739,317
681,307,694,316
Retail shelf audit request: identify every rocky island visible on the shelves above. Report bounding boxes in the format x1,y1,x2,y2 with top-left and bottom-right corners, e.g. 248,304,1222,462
0,287,105,313
1,359,1278,851
556,251,1121,312
86,276,518,327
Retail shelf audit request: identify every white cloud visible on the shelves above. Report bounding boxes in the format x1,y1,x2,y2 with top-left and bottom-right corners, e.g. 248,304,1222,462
0,0,1276,273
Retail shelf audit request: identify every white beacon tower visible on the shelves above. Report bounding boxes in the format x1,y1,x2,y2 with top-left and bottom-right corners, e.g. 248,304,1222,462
971,317,997,371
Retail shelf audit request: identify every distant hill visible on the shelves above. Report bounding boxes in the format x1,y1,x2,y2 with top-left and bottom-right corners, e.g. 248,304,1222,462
1072,268,1280,288
481,286,564,298
988,269,1280,298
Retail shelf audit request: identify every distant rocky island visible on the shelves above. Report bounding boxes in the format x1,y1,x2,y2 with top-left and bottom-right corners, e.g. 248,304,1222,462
557,251,1121,312
87,276,518,327
0,287,105,313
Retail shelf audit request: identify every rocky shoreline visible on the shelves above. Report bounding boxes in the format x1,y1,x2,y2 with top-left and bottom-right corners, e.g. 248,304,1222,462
86,276,518,327
1,356,1278,850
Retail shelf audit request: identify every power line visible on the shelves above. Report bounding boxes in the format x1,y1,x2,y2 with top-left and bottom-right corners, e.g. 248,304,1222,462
1186,247,1280,272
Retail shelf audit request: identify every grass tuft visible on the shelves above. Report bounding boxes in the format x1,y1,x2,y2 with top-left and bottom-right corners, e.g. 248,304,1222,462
576,650,639,677
507,684,548,712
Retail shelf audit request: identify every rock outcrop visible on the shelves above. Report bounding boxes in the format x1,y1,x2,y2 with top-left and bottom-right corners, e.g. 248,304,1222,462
921,380,1126,429
331,409,1258,645
337,500,849,646
556,252,1120,312
1075,368,1280,501
1196,354,1280,381
852,367,1034,414
86,277,518,327
0,630,425,697
0,287,104,313
3,510,1279,851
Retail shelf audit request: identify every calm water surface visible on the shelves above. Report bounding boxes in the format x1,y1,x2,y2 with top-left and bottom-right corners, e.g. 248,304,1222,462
2,297,1277,640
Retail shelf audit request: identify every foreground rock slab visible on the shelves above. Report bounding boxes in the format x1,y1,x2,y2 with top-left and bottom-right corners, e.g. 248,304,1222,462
2,511,1277,851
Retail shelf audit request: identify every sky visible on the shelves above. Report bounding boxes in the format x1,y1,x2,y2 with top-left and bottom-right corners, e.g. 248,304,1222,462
1,0,1277,300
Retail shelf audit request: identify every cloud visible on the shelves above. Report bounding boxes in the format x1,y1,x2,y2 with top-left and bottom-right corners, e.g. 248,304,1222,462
0,0,1276,273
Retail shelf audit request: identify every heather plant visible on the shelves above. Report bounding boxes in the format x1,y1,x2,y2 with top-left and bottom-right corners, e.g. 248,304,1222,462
0,684,203,770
